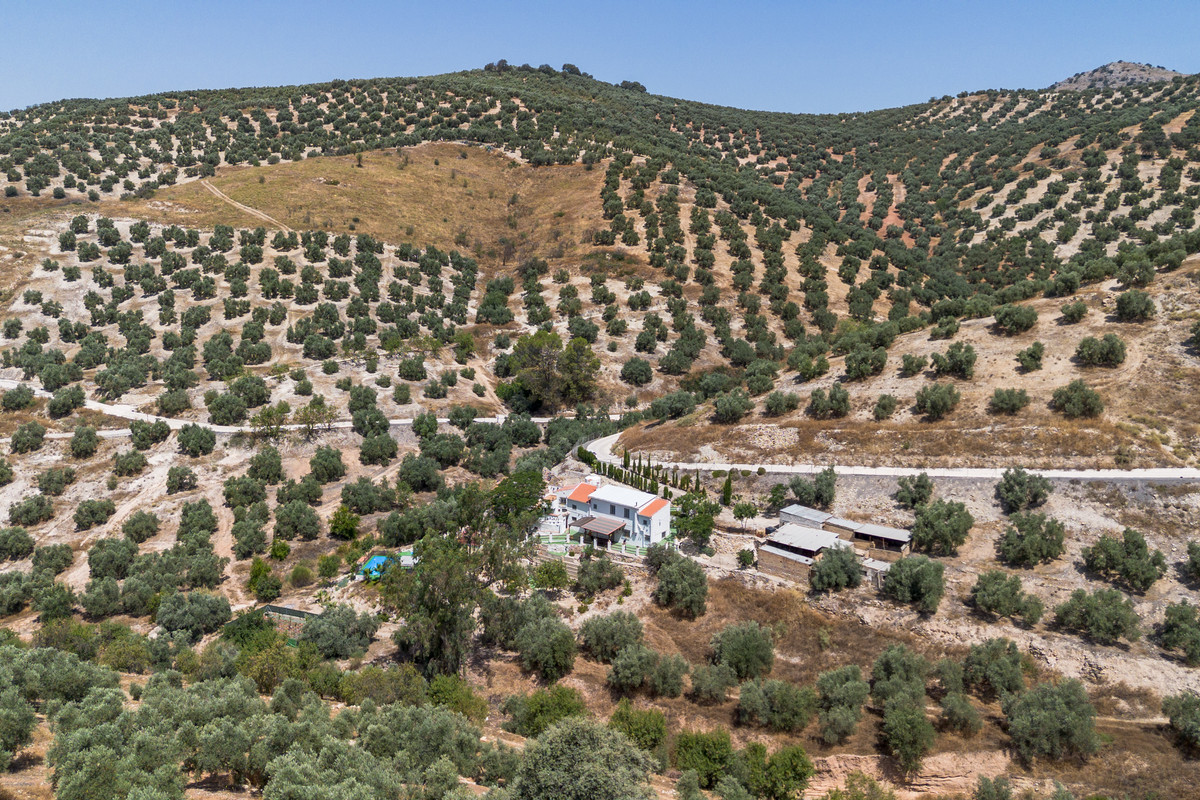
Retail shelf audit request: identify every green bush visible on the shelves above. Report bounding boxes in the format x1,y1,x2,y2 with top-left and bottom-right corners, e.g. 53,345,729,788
710,621,774,681
515,615,577,682
69,426,99,458
992,304,1038,335
1163,692,1200,749
574,551,625,598
1114,289,1155,322
10,495,54,526
931,341,976,379
1,384,35,411
1002,679,1098,763
579,611,643,663
652,552,708,618
606,643,658,693
1074,333,1126,367
940,693,982,737
177,423,216,456
112,449,148,477
872,393,897,420
882,698,936,773
1081,528,1165,593
807,385,850,419
121,511,160,544
10,421,45,454
0,526,34,561
788,466,836,509
1051,379,1104,418
963,638,1025,698
674,728,734,789
503,684,587,738
914,382,960,420
609,698,667,751
882,555,944,614
1053,588,1140,644
689,663,737,704
810,547,862,592
737,678,817,732
1016,341,1044,372
299,603,380,659
870,644,929,706
997,512,1065,566
816,665,869,744
995,467,1052,513
74,499,116,531
1060,301,1088,323
989,388,1029,415
1161,601,1200,666
895,473,933,509
969,570,1043,624
911,499,973,556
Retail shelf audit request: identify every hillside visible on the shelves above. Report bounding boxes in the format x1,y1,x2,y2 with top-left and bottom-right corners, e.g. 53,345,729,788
1,64,1200,800
1052,61,1185,91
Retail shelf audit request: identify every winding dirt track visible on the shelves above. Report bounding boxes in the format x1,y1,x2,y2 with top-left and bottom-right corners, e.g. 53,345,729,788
200,180,292,232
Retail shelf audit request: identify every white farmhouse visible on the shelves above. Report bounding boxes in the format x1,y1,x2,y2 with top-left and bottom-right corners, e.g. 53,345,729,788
558,482,671,549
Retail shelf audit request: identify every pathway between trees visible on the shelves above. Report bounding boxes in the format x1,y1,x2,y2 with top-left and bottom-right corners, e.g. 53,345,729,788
200,180,292,232
585,433,1200,484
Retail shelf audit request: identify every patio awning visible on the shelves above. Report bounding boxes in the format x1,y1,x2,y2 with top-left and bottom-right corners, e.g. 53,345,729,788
575,516,626,538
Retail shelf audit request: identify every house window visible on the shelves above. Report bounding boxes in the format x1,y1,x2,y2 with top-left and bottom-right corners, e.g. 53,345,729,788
624,508,630,518
609,504,615,515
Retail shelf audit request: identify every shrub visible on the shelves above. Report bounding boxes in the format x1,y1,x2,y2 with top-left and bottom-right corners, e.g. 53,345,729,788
992,304,1037,335
309,445,346,483
37,466,76,496
0,526,34,561
156,591,232,641
789,467,836,509
609,698,667,752
995,467,1052,513
963,638,1025,698
74,499,116,531
1114,288,1155,322
1050,379,1104,418
1161,601,1200,666
1053,588,1140,644
620,357,653,386
515,615,577,682
112,449,148,477
914,383,960,420
807,384,850,419
574,551,625,598
882,556,944,614
1164,692,1200,750
121,511,160,544
579,611,643,663
911,499,973,556
300,603,380,659
1060,301,1088,323
882,698,936,773
674,729,734,789
1075,333,1126,367
607,644,658,693
989,388,1029,415
997,512,1065,566
177,423,216,456
763,391,800,417
816,665,869,744
1,384,35,411
649,653,689,698
69,426,99,458
895,473,933,509
273,500,321,541
713,389,754,423
940,693,982,736
969,570,1043,624
810,547,862,592
1081,527,1166,593
737,678,818,732
10,421,45,454
872,393,897,420
502,685,586,738
1002,679,1098,763
711,621,774,681
166,465,198,493
689,663,737,704
10,495,54,526
652,553,708,618
931,341,976,379
1016,341,1044,372
129,419,170,450
900,354,927,377
870,644,929,706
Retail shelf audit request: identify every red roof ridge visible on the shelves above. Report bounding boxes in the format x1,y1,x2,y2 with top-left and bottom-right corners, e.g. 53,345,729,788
638,497,669,517
566,483,598,503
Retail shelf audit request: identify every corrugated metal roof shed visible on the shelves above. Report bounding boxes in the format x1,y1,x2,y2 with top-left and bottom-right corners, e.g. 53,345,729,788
768,523,851,554
780,504,833,527
854,522,912,544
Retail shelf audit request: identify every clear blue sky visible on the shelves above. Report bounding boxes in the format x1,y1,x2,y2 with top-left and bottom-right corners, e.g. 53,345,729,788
4,0,1199,114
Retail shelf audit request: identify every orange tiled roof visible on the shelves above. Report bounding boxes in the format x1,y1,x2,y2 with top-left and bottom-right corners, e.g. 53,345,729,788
638,497,669,517
566,483,598,503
